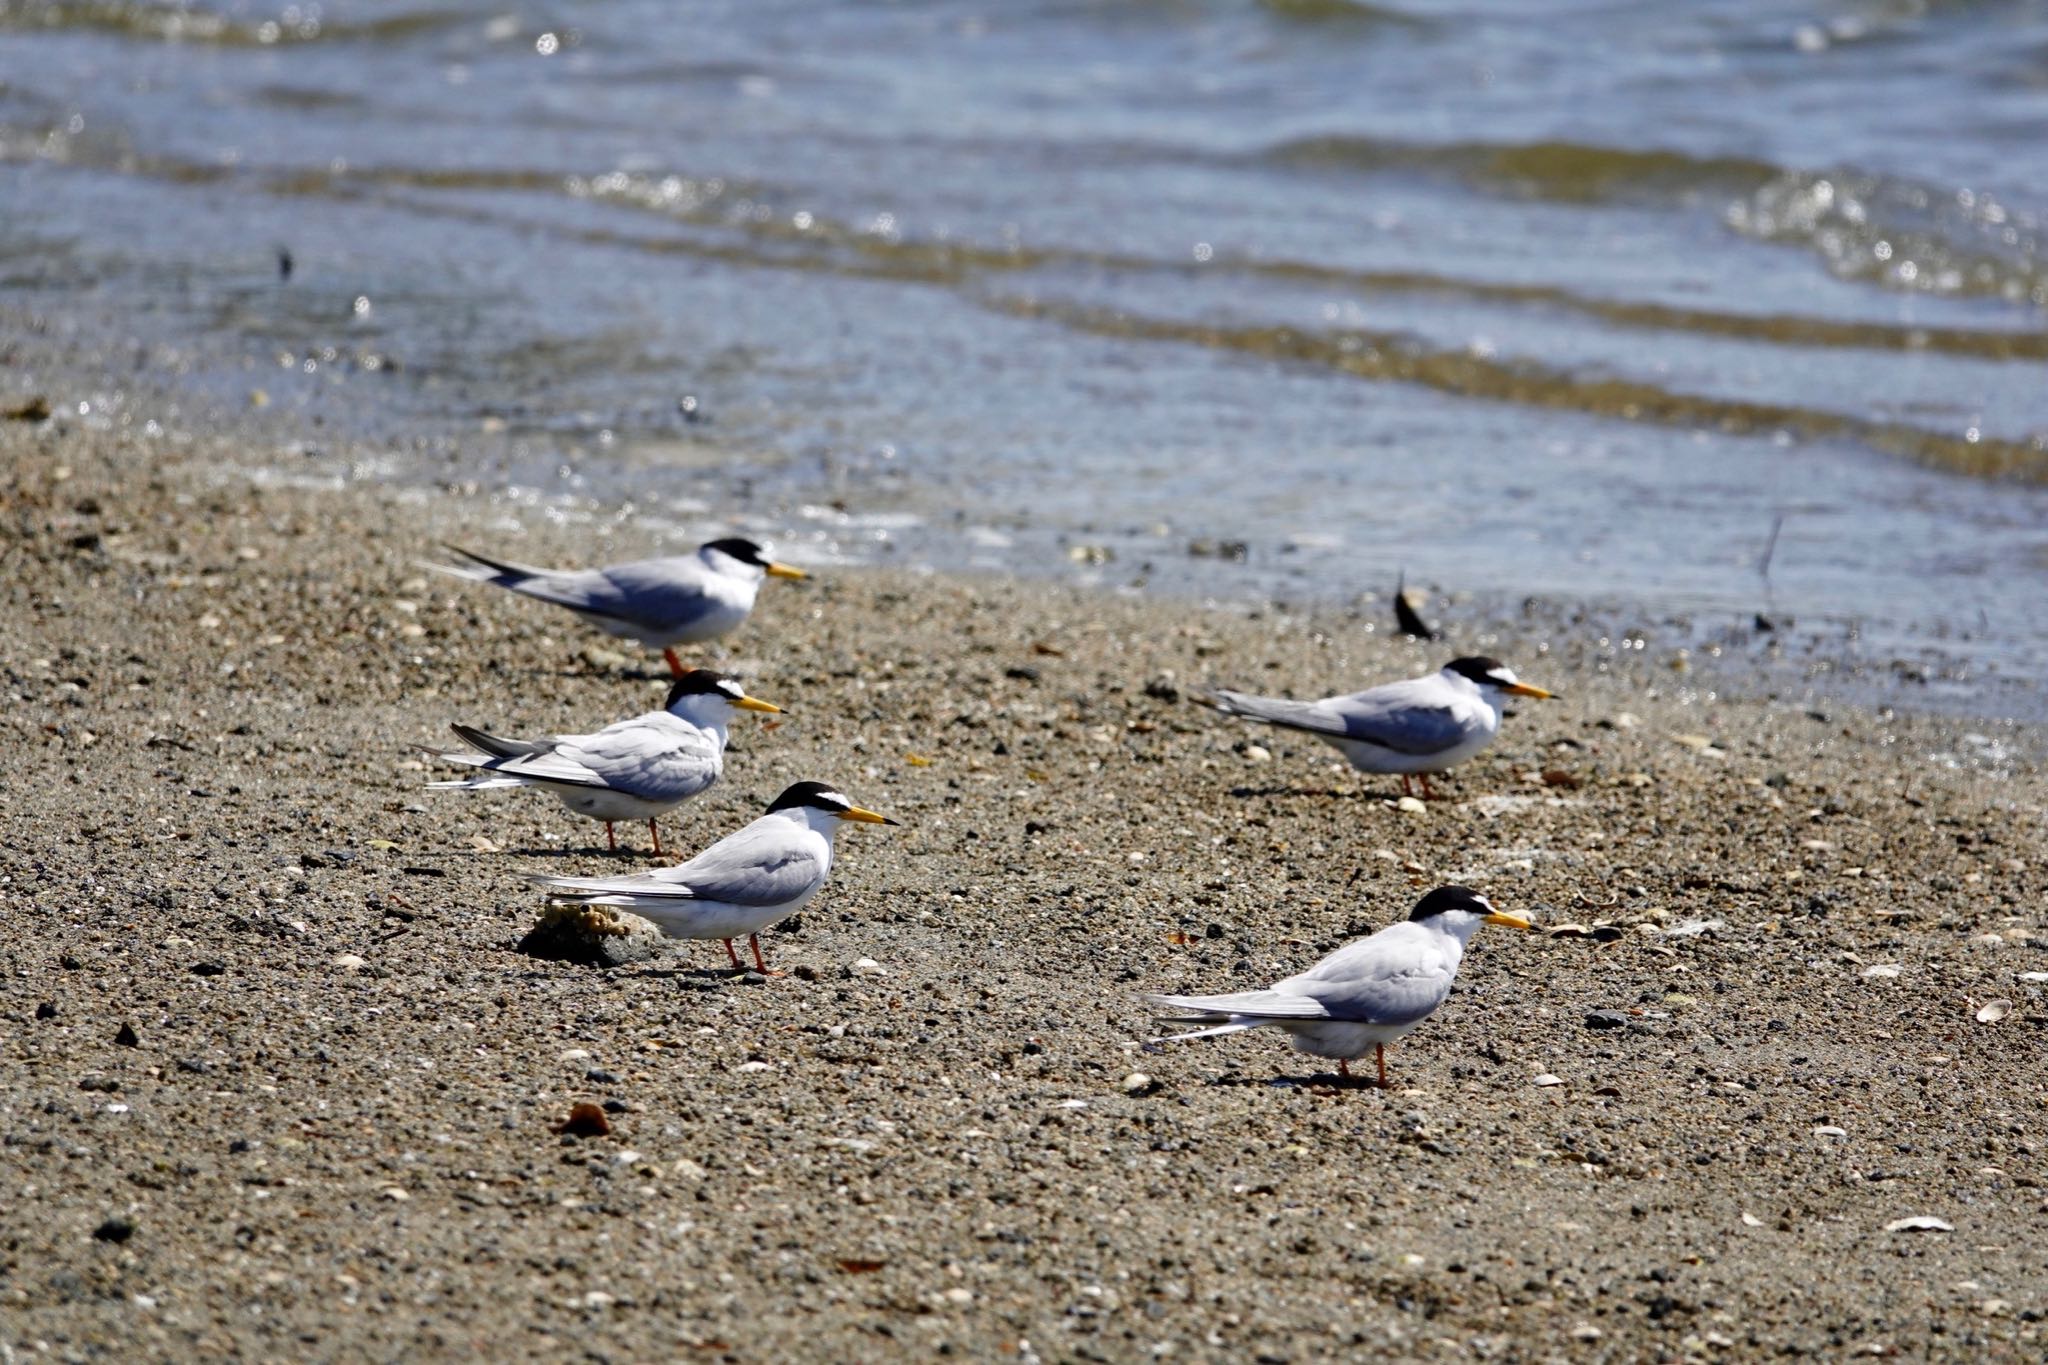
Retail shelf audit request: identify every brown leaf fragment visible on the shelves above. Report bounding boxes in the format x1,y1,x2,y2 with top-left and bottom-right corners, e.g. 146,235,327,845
552,1102,611,1137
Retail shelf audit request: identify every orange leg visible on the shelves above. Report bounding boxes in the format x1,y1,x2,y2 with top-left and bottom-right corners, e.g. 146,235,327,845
747,934,783,977
604,822,617,851
1400,775,1415,798
663,647,684,678
722,939,742,970
1338,1059,1351,1079
1419,774,1437,800
648,821,663,856
1376,1044,1389,1089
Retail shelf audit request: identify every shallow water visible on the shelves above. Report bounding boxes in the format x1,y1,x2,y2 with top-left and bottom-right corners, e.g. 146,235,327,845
4,0,2048,713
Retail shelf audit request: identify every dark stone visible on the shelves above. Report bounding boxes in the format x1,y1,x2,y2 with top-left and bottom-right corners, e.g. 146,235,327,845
35,1001,56,1020
1585,1010,1628,1031
91,1217,135,1243
113,1023,140,1047
517,906,668,968
190,962,226,977
584,1069,620,1085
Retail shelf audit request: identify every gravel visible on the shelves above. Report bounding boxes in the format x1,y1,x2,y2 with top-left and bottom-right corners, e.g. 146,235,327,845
1,374,2044,1358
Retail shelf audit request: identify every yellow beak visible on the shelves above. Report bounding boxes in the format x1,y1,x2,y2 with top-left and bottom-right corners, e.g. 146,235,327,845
766,562,807,580
1503,682,1554,699
1484,911,1534,930
733,696,783,714
841,805,900,826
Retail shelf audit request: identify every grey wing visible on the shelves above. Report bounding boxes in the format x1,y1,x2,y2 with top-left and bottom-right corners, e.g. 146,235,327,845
1283,935,1456,1027
1209,689,1355,739
1147,989,1332,1023
582,557,719,628
610,821,826,906
454,747,611,789
449,722,551,759
1213,683,1465,755
557,719,720,798
1321,683,1470,756
431,546,618,614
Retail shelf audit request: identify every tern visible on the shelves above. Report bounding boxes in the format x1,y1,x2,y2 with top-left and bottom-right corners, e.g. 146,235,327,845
428,537,806,675
428,669,781,853
1211,656,1554,798
1147,885,1532,1087
529,781,898,974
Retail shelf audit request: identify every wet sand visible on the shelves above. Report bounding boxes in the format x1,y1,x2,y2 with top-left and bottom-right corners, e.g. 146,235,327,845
2,391,2046,1361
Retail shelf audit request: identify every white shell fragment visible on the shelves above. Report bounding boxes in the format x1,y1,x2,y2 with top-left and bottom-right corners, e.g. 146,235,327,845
1532,1073,1566,1087
1975,999,2012,1023
1861,964,1902,978
1664,919,1724,939
1884,1216,1953,1233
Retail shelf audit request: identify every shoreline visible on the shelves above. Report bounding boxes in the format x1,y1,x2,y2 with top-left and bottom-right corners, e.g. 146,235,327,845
4,298,2044,736
3,381,2047,1358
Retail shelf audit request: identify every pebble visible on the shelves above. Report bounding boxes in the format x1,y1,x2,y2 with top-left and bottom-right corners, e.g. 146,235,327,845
1243,744,1271,764
1584,1010,1628,1031
1861,964,1901,978
850,958,887,976
1532,1073,1565,1087
92,1217,136,1243
735,1061,774,1073
1813,1125,1849,1139
1121,1072,1157,1096
332,954,367,970
113,1022,139,1047
584,1068,620,1084
1396,796,1427,817
1883,1215,1952,1233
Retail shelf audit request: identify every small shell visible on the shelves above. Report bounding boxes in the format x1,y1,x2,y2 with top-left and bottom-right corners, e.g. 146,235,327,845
1861,964,1902,979
1975,999,2012,1024
1884,1215,1953,1233
1532,1073,1566,1087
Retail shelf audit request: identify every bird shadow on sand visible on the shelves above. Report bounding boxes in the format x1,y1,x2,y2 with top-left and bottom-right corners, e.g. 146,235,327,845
432,845,663,860
1225,784,1365,801
616,965,757,984
1205,1070,1390,1096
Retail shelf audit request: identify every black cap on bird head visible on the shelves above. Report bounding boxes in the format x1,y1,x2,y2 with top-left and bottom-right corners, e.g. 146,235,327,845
1443,656,1510,686
701,537,771,566
1408,885,1496,922
765,781,899,825
663,668,747,710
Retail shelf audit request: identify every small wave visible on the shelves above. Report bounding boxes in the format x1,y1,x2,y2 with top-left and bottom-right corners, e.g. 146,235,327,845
978,295,2048,485
0,0,463,47
1727,170,2048,305
1257,0,1429,28
1265,134,1780,205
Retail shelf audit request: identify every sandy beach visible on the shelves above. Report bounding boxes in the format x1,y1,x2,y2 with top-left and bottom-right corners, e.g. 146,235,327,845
3,375,2046,1361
